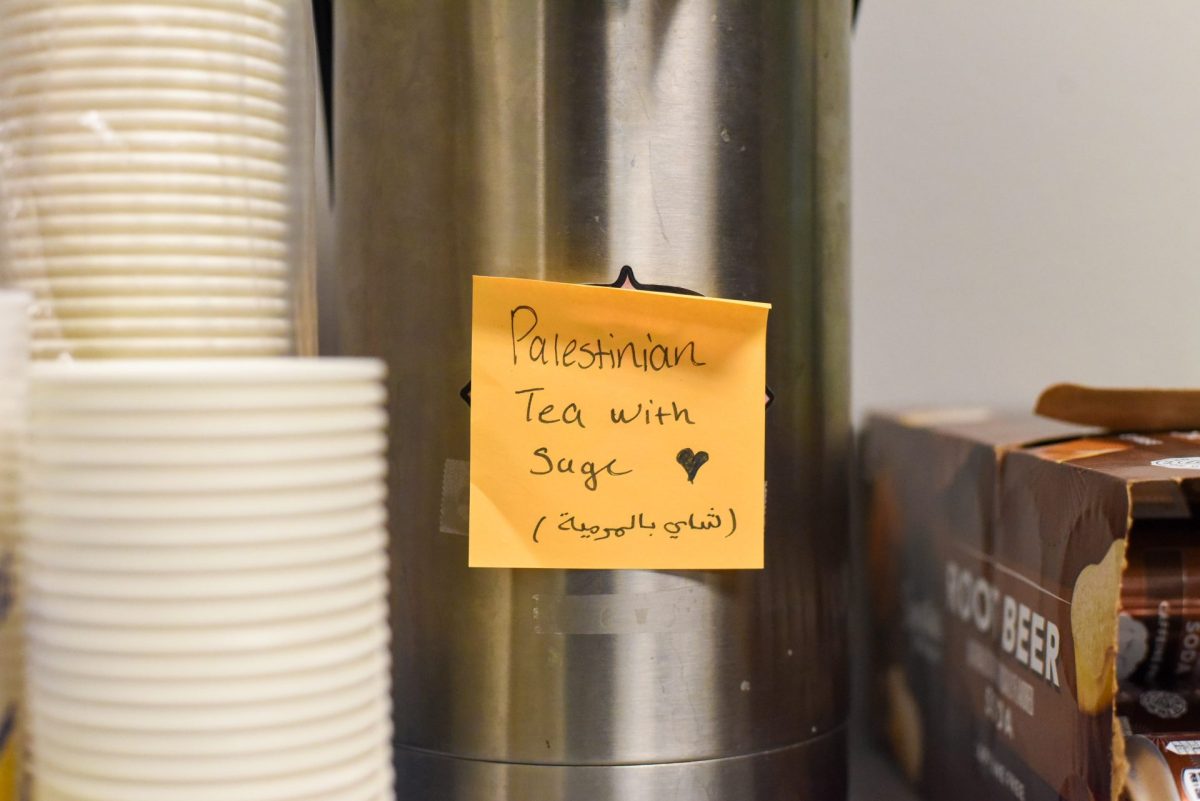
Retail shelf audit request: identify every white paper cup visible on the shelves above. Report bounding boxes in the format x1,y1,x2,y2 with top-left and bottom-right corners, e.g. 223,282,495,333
5,254,290,276
17,274,289,297
38,722,390,783
26,404,384,435
23,504,387,547
0,86,288,120
29,338,295,358
0,33,284,73
29,295,289,316
27,621,389,681
0,44,286,80
25,435,386,468
6,141,287,174
7,193,288,219
26,456,385,495
1,169,288,198
30,337,293,359
0,0,288,21
4,151,287,180
0,5,287,43
29,671,387,731
25,575,387,628
32,649,386,707
30,383,383,412
8,212,288,238
22,549,385,598
32,314,290,333
31,357,384,385
21,526,385,574
3,67,285,101
6,233,288,258
32,746,391,801
32,317,292,337
0,107,288,142
3,204,288,233
30,696,389,759
27,430,386,464
26,599,386,656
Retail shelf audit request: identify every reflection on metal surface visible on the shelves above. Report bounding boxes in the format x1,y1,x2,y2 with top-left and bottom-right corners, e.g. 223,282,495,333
396,729,847,801
335,0,850,795
530,585,720,636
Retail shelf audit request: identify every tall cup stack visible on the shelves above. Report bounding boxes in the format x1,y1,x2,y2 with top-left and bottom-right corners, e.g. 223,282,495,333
0,0,311,358
20,359,393,801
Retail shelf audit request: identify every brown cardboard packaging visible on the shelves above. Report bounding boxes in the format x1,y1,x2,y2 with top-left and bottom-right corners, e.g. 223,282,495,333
863,408,1200,801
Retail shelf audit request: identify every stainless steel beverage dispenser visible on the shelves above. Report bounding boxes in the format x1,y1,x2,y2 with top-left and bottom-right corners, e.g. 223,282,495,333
333,2,850,799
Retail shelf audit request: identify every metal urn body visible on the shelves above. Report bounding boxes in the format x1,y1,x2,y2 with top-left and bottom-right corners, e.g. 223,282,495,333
334,2,850,799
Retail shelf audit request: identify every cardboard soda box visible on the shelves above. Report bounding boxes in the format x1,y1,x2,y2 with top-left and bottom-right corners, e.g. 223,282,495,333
863,406,1200,801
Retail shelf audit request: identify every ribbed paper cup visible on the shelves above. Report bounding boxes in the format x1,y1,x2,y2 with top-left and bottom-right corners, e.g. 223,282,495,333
0,0,289,20
32,316,290,335
23,505,387,546
9,212,288,237
26,456,385,493
23,548,385,597
6,194,288,219
30,697,389,758
29,360,385,411
33,746,391,801
17,275,290,297
37,722,392,782
27,431,386,466
3,67,286,100
30,674,387,732
0,45,287,80
29,296,288,317
3,151,288,180
28,623,391,681
25,600,386,653
33,385,383,416
2,169,289,199
31,655,389,708
7,254,291,277
0,4,287,37
0,31,285,69
0,86,288,118
21,527,386,573
30,338,293,358
26,576,388,628
28,407,386,441
0,108,289,140
6,233,289,258
31,358,382,385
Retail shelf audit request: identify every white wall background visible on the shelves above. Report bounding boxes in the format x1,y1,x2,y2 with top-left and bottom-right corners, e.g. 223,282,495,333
851,1,1200,419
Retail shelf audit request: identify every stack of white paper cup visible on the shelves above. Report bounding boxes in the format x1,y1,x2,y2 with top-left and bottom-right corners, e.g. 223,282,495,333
21,359,393,801
0,1,306,358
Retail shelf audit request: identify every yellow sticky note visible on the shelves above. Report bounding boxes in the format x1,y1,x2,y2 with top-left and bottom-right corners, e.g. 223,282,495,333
469,275,769,569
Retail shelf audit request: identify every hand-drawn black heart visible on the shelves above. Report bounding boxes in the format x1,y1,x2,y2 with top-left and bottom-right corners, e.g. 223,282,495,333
676,448,709,483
